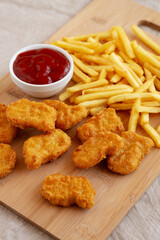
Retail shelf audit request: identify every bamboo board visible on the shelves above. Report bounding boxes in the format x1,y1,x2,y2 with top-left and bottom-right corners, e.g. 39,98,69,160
0,0,160,239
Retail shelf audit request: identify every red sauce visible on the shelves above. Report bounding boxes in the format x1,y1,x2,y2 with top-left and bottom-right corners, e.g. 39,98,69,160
13,48,70,85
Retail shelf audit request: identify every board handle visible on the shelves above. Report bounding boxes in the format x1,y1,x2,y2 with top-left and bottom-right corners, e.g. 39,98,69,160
138,20,160,33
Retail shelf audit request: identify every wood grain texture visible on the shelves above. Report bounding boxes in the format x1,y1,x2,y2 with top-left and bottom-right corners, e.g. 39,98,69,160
0,0,160,239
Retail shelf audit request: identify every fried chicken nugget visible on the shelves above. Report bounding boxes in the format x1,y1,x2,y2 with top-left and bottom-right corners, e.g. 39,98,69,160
73,131,124,169
43,100,88,130
6,99,57,132
41,173,96,209
23,129,71,170
0,144,16,178
107,131,154,175
76,108,124,143
0,104,17,144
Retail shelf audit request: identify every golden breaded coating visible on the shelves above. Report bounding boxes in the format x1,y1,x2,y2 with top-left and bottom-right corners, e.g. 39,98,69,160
107,131,154,175
43,100,88,130
41,173,96,208
73,131,124,169
0,144,16,178
76,108,124,142
6,99,57,132
23,129,71,170
0,104,17,144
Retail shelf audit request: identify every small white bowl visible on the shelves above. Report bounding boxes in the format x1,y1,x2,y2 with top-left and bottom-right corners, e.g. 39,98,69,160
9,44,73,98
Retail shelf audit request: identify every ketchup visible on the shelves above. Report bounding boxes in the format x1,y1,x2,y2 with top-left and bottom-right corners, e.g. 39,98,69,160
13,48,70,85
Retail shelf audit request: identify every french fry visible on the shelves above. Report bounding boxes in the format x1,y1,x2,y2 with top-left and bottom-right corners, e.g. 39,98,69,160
133,45,160,69
64,39,99,49
140,123,160,147
144,63,160,79
71,55,98,76
149,83,157,93
151,52,160,61
131,24,160,55
112,54,124,62
69,92,81,103
117,78,129,85
98,68,107,80
114,26,135,58
140,76,145,83
142,101,160,107
111,29,124,52
137,106,160,113
105,43,116,54
125,63,143,77
75,88,133,104
59,82,83,101
82,84,133,94
51,41,94,54
125,64,142,86
128,98,140,132
110,101,160,110
81,55,111,65
144,68,152,80
74,52,85,59
67,79,108,93
88,65,114,72
63,31,111,41
102,53,114,61
95,36,99,42
143,68,156,93
90,76,99,81
110,74,122,83
110,53,140,88
140,113,149,125
87,37,97,43
79,99,108,108
119,51,142,69
112,65,127,79
71,74,81,83
74,65,91,83
95,41,115,54
131,40,138,49
89,106,105,116
108,93,160,105
59,90,74,101
131,41,144,66
135,76,155,93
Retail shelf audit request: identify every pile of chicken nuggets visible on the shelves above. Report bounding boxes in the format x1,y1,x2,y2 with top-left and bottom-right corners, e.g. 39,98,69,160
74,108,154,174
0,99,154,209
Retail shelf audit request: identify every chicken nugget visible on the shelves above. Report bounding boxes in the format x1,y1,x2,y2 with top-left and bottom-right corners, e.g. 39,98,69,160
23,129,71,170
73,131,124,169
107,131,154,175
43,100,88,130
6,99,57,132
76,108,124,142
0,144,16,178
0,104,17,144
41,173,96,209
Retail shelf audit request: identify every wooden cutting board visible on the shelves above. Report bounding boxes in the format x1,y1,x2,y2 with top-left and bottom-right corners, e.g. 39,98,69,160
0,0,160,239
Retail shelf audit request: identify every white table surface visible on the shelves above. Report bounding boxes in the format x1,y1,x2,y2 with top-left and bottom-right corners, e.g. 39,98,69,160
0,0,160,239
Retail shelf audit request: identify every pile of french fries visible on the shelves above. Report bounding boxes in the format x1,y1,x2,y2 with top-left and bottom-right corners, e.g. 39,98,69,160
51,25,160,147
